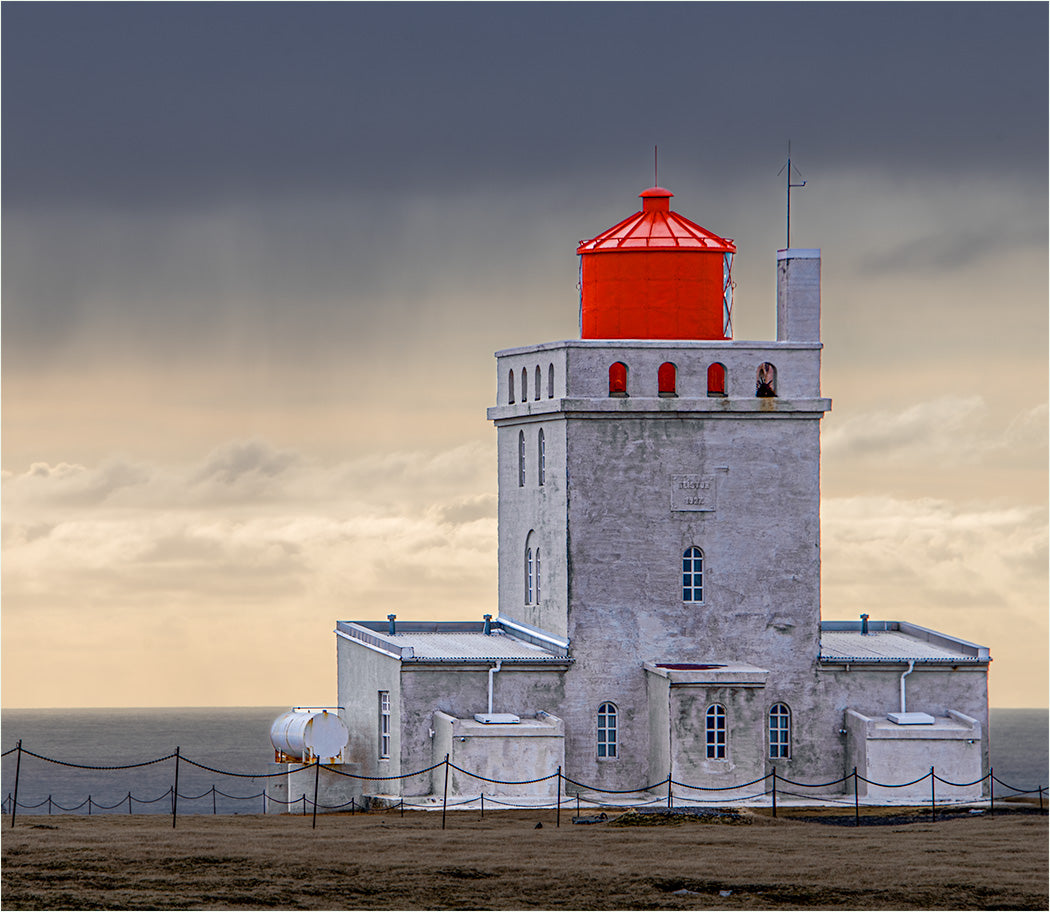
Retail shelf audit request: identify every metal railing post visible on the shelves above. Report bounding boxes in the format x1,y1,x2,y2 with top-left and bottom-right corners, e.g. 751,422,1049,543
771,768,777,818
929,766,935,823
988,767,994,815
212,785,217,816
853,767,859,826
128,792,133,815
441,754,450,830
88,795,93,816
350,796,355,816
667,770,673,811
301,793,307,815
1039,786,1044,814
556,767,561,828
171,747,181,829
312,760,321,830
10,740,22,829
479,792,484,820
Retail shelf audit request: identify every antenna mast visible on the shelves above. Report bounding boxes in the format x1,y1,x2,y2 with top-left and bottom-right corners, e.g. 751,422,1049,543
654,145,658,186
777,141,807,248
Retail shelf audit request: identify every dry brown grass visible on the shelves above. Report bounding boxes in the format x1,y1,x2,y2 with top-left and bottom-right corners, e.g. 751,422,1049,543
2,806,1047,910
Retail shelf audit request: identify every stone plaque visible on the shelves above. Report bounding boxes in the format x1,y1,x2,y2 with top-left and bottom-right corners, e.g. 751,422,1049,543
671,475,717,512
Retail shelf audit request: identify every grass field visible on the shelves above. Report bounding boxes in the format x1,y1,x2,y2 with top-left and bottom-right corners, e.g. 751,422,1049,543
2,804,1047,910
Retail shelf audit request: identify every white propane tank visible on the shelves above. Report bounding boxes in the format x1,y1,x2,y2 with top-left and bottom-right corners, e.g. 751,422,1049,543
270,709,349,763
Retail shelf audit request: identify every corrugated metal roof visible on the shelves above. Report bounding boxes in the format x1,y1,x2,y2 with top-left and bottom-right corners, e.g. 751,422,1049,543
819,631,981,663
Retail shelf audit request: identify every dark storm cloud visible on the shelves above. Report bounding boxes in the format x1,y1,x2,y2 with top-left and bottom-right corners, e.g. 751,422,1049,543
3,2,1047,210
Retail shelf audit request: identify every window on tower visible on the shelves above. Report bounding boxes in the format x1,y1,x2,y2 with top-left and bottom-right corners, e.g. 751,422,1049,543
706,704,727,759
548,363,555,398
522,367,529,401
756,362,777,398
535,547,541,603
707,362,727,397
597,702,618,759
525,547,533,604
534,365,541,401
518,431,525,487
609,362,628,397
508,369,515,404
682,547,704,602
658,362,677,397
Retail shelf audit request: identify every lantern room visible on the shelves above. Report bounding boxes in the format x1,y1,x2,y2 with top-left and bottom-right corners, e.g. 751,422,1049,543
577,187,736,340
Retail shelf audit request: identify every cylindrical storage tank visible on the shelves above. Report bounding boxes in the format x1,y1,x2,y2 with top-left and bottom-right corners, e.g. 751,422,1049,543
577,187,736,340
270,709,349,763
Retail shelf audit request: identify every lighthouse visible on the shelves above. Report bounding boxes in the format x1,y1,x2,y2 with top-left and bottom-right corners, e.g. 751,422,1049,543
331,182,990,808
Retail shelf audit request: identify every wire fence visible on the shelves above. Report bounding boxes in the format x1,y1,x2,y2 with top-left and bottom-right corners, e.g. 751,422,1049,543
2,739,1046,831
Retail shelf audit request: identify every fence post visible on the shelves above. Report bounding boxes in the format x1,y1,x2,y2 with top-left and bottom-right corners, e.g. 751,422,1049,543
667,770,673,811
301,793,307,816
399,797,404,818
128,792,133,815
49,795,54,816
441,754,450,830
479,792,483,820
1039,786,1044,814
929,766,935,823
171,747,181,829
312,760,321,830
10,739,22,829
771,768,777,819
87,795,92,816
350,796,355,816
853,767,859,827
989,767,994,815
556,766,562,828
576,793,580,817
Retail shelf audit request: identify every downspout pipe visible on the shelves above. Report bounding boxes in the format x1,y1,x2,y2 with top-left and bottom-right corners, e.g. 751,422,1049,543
899,660,915,714
487,659,503,713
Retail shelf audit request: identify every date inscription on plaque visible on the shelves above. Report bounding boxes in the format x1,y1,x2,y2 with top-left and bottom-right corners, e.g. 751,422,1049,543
671,475,717,512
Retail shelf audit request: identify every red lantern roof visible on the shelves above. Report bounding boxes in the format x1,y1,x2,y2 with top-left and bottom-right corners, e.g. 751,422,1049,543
577,187,736,254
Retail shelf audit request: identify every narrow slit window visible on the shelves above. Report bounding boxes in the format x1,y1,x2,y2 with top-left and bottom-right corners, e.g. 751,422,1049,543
535,548,541,603
706,704,726,759
538,429,546,486
548,363,555,398
534,365,541,401
521,367,529,402
707,362,726,397
379,691,391,760
658,362,677,397
525,547,533,604
597,702,618,758
769,703,791,759
682,547,704,602
609,362,628,396
508,369,516,404
518,430,525,487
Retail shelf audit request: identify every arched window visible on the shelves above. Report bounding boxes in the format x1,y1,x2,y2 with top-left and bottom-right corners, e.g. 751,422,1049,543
534,365,541,401
707,362,726,397
769,703,791,759
518,430,525,487
535,548,541,603
521,367,529,402
547,363,555,398
538,429,546,486
597,702,618,758
508,369,516,404
756,362,777,398
705,704,726,759
609,362,628,396
682,547,704,602
658,362,677,397
525,547,533,604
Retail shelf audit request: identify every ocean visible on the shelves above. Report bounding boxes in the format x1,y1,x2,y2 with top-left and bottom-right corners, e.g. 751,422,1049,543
1,706,1046,815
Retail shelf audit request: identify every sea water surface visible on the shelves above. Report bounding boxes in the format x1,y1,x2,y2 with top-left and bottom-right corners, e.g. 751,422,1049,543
1,706,1047,815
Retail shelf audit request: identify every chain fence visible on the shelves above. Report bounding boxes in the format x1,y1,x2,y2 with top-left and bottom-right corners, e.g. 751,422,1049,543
2,739,1045,831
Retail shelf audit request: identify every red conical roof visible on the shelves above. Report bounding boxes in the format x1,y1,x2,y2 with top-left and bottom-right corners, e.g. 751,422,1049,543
577,187,735,254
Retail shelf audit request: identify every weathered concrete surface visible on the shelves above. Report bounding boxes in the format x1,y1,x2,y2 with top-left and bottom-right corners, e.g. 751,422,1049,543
431,711,564,798
846,709,983,801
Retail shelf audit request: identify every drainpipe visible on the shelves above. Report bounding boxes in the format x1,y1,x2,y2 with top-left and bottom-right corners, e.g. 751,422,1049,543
899,660,915,714
488,660,503,715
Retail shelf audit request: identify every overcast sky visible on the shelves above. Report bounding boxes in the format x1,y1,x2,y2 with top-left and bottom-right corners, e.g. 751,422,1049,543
3,2,1047,708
